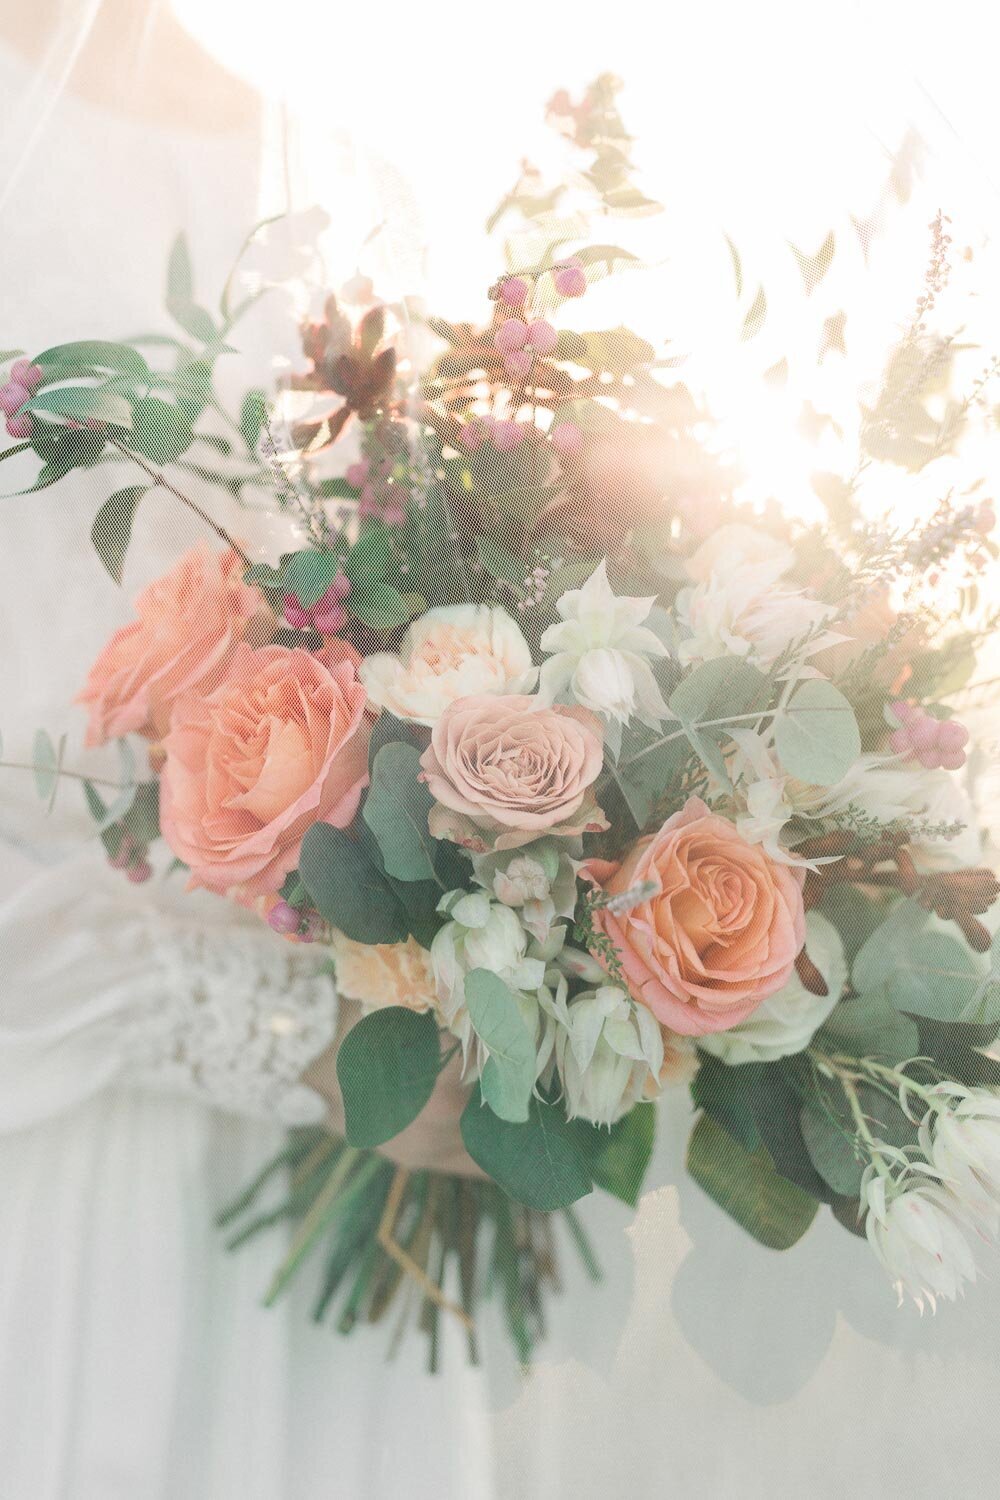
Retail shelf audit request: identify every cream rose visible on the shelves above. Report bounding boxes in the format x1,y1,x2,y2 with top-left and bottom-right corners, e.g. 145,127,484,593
331,931,440,1014
419,693,607,852
360,604,534,725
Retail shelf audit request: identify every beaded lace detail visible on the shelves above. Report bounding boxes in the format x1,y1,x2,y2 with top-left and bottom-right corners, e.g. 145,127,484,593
125,923,337,1125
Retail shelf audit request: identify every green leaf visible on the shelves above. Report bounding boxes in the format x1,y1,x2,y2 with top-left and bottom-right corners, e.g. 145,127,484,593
32,728,58,800
166,233,218,343
239,389,268,454
817,884,891,966
298,823,408,944
362,742,438,883
800,1102,865,1195
26,385,133,429
740,284,768,341
610,722,688,830
724,233,743,297
580,326,655,375
573,244,642,273
336,1007,441,1147
460,1087,593,1210
774,679,861,786
280,550,341,608
129,397,194,465
34,341,149,379
476,538,527,587
574,1103,656,1206
788,231,835,294
686,1114,819,1249
668,657,770,785
0,442,30,466
818,992,920,1063
464,969,535,1124
852,899,926,993
91,486,147,583
886,931,981,1022
348,579,417,632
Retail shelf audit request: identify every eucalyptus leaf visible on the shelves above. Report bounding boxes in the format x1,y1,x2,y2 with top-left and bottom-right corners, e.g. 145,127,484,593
362,742,438,884
336,1007,441,1147
800,1103,865,1196
460,1087,592,1210
34,341,149,379
886,931,981,1022
129,397,195,465
570,1103,656,1207
32,729,58,800
26,385,133,429
817,992,920,1063
465,969,535,1124
686,1114,819,1249
774,679,860,787
298,823,408,944
91,487,147,583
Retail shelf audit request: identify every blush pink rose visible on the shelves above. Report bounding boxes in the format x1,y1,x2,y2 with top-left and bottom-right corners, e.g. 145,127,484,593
419,693,607,852
160,643,370,895
583,797,805,1036
77,546,270,747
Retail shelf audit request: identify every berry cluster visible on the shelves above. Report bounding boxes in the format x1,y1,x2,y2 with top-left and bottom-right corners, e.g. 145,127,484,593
889,700,970,770
493,316,558,378
283,572,351,635
107,831,153,885
267,899,323,942
0,359,41,439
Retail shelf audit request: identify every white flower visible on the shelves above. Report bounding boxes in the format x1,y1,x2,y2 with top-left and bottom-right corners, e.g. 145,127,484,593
926,1090,1000,1231
540,980,664,1125
430,894,546,1048
686,524,794,583
699,911,846,1064
862,1172,979,1311
360,604,534,725
676,556,840,671
539,561,670,751
471,840,579,945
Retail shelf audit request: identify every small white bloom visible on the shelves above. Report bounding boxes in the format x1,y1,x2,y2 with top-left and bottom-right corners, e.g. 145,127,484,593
699,911,846,1065
541,980,664,1125
430,898,546,1049
862,1172,980,1311
926,1091,1000,1231
471,840,579,945
361,604,535,725
539,560,670,744
676,556,841,671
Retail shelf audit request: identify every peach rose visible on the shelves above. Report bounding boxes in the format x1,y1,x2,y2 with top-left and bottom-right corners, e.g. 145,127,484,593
160,643,370,895
584,796,805,1036
77,545,269,746
419,693,607,852
330,931,439,1014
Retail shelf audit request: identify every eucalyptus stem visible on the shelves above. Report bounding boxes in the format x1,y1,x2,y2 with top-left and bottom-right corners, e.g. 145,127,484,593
110,437,251,566
0,759,124,792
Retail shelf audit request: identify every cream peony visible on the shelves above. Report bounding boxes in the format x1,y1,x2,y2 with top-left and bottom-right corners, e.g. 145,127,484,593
330,931,439,1015
686,524,794,584
360,604,534,725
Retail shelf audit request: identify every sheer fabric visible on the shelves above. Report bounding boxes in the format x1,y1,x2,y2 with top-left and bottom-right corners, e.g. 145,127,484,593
3,5,1000,1498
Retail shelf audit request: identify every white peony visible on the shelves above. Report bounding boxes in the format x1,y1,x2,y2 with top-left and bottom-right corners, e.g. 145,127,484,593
540,980,664,1125
685,523,794,583
360,604,534,725
675,555,841,671
698,911,846,1064
539,560,670,752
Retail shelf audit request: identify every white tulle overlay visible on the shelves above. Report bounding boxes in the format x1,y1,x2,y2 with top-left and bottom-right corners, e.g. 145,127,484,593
5,11,1000,1498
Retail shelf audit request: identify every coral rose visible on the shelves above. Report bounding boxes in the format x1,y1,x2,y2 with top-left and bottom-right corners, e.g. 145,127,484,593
77,545,269,746
160,643,370,895
360,604,534,726
330,931,439,1015
583,796,805,1036
419,693,607,852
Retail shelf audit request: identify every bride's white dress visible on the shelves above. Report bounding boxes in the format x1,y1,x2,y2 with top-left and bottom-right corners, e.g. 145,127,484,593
4,34,1000,1500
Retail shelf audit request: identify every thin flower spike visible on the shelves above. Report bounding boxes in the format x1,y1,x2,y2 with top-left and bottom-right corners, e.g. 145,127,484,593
539,561,671,750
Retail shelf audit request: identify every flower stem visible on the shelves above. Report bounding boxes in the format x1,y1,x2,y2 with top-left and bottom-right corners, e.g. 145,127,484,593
0,759,125,792
110,438,251,566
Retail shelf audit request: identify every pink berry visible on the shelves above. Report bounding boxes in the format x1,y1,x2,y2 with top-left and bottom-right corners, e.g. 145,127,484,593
126,860,153,884
492,420,525,452
917,746,943,770
526,320,557,355
10,360,42,392
553,265,586,298
889,728,912,755
552,421,583,456
267,900,301,936
460,420,486,453
938,719,969,753
283,594,313,630
975,504,996,536
0,381,30,417
890,699,917,724
6,412,32,439
108,835,135,871
494,318,528,353
313,602,347,634
503,349,533,379
381,504,407,527
500,277,529,307
346,460,370,488
322,574,351,604
940,748,967,771
909,717,939,752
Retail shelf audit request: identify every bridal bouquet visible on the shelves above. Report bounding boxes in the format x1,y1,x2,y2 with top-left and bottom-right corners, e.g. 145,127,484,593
4,77,1000,1362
